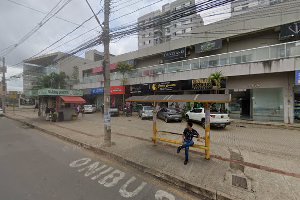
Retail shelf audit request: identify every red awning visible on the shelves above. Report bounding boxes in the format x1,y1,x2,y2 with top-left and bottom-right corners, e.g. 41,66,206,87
61,96,86,104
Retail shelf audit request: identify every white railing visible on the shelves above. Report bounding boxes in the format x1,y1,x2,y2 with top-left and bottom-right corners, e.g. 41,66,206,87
82,40,300,83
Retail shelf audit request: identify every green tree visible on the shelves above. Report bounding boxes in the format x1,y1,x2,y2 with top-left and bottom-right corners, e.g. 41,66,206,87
208,71,223,94
116,62,133,107
34,72,69,89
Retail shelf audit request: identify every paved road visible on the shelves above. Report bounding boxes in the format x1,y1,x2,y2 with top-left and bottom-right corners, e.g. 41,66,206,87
0,117,197,200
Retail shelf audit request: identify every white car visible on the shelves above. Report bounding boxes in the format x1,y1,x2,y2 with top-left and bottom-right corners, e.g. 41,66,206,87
83,105,97,113
0,108,3,116
186,108,230,128
139,106,154,120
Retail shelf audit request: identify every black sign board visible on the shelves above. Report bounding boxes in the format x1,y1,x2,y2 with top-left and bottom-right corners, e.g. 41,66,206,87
280,21,300,40
195,39,222,53
129,84,151,94
163,48,186,62
150,81,180,92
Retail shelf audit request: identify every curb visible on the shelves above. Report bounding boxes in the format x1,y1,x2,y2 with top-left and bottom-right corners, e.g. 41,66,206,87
5,114,238,200
231,120,300,131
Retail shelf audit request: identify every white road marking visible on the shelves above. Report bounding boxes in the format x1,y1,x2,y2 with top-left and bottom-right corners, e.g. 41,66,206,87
78,162,107,177
69,158,91,167
91,166,113,180
98,170,126,187
155,190,176,200
119,176,147,198
70,158,177,199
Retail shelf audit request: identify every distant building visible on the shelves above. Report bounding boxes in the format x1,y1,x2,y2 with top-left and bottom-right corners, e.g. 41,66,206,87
231,0,284,16
23,52,92,95
138,0,204,49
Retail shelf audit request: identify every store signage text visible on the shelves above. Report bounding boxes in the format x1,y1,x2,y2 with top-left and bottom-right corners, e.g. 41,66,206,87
192,79,212,90
195,39,222,53
38,89,83,96
163,48,186,61
151,81,179,91
91,88,104,95
110,86,125,95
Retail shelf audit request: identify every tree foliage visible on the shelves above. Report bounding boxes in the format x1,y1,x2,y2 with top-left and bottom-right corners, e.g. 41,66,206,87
209,71,223,93
71,66,79,83
34,72,69,89
116,62,133,85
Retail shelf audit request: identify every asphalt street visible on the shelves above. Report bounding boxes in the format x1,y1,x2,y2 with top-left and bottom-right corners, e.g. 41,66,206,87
0,117,198,200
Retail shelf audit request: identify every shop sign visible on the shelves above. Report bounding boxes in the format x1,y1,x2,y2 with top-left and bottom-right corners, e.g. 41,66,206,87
163,48,186,61
129,84,151,94
91,87,104,95
110,86,125,95
192,78,212,90
280,21,300,40
195,39,222,53
38,89,83,96
92,63,118,74
151,81,179,91
295,71,300,85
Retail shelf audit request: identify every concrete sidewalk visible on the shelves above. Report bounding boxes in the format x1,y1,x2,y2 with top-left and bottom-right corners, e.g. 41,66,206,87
4,109,300,200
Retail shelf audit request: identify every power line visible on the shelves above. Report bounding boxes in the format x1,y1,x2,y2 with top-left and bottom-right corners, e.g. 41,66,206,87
5,0,85,27
0,0,74,56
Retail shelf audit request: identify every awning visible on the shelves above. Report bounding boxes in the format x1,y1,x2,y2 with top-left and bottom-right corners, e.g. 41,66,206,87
61,96,86,104
126,94,231,103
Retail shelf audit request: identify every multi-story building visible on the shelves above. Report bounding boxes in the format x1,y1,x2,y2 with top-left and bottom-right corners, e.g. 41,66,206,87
231,0,284,16
23,52,93,95
138,0,203,49
73,1,300,124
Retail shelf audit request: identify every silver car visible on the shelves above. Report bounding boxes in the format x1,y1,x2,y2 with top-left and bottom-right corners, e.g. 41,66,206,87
0,108,3,116
139,106,154,120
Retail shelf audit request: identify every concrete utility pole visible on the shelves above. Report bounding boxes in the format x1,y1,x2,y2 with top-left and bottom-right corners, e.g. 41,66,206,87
1,57,6,113
103,0,112,146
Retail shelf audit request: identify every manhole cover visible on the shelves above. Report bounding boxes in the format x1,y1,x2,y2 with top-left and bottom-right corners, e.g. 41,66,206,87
232,175,248,189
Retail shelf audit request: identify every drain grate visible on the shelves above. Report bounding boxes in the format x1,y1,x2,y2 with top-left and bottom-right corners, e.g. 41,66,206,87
232,175,248,189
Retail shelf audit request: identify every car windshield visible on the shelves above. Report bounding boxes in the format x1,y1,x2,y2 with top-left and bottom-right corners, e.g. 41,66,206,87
144,106,153,111
84,105,92,108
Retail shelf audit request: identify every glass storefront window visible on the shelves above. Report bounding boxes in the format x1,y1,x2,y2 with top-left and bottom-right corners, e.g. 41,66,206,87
252,88,283,121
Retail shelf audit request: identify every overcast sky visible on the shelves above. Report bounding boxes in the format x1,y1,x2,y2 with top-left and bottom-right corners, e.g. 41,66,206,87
0,0,230,91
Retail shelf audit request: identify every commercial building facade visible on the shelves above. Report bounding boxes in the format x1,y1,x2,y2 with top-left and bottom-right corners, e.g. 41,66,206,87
72,1,300,123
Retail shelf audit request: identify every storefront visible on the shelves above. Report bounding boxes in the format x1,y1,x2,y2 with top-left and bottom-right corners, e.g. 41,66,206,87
110,86,126,109
227,73,293,123
38,88,85,121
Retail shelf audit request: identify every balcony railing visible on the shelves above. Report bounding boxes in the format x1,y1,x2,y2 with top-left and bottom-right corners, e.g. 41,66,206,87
80,40,300,84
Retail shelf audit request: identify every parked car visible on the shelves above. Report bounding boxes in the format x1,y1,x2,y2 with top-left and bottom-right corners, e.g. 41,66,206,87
185,108,230,128
83,105,97,113
139,106,154,120
110,107,119,117
157,108,182,123
0,108,3,116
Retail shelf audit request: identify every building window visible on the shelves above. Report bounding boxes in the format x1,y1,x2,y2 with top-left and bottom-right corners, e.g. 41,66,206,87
182,29,186,34
143,41,146,45
149,40,151,44
149,33,151,36
165,27,170,33
186,27,192,33
142,34,145,38
173,32,177,36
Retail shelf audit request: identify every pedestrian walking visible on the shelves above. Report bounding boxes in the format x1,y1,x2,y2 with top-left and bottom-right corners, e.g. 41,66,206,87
177,122,200,165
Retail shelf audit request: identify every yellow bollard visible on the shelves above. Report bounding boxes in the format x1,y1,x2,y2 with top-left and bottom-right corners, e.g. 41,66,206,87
152,102,158,144
204,103,211,160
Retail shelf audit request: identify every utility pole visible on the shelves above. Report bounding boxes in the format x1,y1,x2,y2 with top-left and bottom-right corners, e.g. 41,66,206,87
103,0,112,146
1,57,6,113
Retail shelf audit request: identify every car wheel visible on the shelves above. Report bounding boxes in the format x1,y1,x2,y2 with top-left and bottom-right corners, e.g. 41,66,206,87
141,117,144,120
165,117,169,123
186,115,189,121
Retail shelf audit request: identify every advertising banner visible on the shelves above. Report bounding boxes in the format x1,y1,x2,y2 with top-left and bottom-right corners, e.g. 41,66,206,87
195,39,222,53
150,81,180,92
110,86,125,95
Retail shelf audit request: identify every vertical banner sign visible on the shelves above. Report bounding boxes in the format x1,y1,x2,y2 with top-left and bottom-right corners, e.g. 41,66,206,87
295,71,300,85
